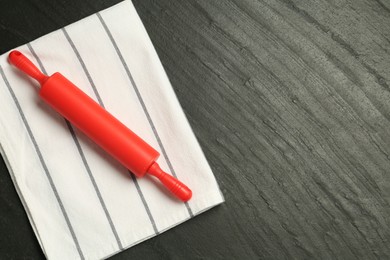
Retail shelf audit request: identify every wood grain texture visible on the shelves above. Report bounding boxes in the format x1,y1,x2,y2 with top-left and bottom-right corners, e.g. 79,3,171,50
1,0,390,259
127,0,390,259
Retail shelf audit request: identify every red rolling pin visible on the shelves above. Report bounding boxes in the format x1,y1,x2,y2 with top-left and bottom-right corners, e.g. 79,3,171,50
8,50,192,202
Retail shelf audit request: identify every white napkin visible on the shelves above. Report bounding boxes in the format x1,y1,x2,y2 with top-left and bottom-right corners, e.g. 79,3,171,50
0,1,224,259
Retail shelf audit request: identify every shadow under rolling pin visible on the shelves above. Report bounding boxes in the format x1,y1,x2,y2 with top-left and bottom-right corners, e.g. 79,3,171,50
8,50,192,202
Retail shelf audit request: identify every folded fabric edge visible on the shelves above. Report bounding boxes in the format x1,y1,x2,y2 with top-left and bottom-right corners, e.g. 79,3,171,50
0,133,223,259
0,142,47,258
102,194,224,260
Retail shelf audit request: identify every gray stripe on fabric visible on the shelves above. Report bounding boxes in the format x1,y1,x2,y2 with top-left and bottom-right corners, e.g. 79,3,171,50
65,119,124,250
29,42,124,250
61,26,159,236
61,28,104,106
0,65,85,260
62,15,163,233
130,173,159,234
59,28,124,250
96,12,194,217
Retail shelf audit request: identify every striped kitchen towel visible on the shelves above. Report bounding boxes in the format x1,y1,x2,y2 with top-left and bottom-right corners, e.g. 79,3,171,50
0,0,224,259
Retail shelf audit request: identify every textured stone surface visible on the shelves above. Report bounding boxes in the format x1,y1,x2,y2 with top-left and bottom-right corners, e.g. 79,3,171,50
1,0,390,259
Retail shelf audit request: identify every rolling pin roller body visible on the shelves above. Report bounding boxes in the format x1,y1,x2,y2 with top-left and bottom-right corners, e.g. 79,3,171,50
8,50,192,202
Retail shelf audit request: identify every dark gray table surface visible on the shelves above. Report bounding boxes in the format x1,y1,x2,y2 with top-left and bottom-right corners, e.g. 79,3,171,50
1,0,390,259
